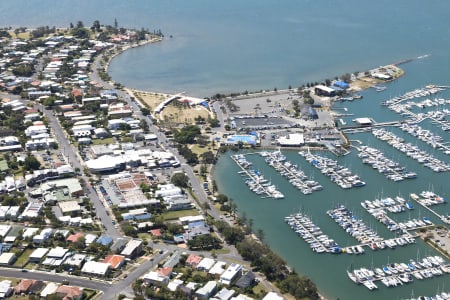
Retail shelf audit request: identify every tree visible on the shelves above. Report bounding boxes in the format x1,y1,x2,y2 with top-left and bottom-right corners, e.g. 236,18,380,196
200,151,215,164
170,173,189,188
24,155,41,171
173,125,201,144
92,20,101,32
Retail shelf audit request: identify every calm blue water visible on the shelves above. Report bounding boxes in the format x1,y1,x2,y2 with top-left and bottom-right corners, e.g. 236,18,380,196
2,1,450,299
2,1,450,96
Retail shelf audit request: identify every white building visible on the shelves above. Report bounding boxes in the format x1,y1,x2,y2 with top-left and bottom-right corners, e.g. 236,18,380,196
64,254,86,268
0,280,13,298
220,263,243,285
209,261,227,275
120,239,142,258
81,261,110,277
262,292,285,300
0,253,16,265
29,248,49,263
25,125,47,137
0,225,11,238
195,281,217,299
33,228,53,244
197,257,215,271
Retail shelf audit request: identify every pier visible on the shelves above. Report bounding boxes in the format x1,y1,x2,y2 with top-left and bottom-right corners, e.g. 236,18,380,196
355,145,417,181
348,255,450,290
410,192,450,224
260,151,322,195
285,213,341,254
231,154,284,199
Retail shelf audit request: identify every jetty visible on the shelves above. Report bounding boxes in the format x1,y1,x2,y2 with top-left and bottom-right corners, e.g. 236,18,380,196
231,154,284,199
372,128,450,172
355,145,417,181
410,191,450,224
260,151,322,195
347,255,450,290
285,213,341,254
299,151,365,189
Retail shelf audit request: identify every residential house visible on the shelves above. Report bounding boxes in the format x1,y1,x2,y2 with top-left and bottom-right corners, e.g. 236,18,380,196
235,271,256,289
262,292,285,300
195,281,217,300
33,228,53,244
81,261,110,277
63,254,86,269
0,280,12,298
56,285,84,300
197,257,215,272
0,252,16,265
28,247,49,263
40,282,59,298
220,263,243,285
214,288,235,300
120,239,142,259
102,254,125,270
186,253,203,268
14,279,35,295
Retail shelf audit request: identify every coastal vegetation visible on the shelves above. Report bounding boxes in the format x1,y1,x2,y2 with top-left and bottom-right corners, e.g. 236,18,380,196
215,219,319,299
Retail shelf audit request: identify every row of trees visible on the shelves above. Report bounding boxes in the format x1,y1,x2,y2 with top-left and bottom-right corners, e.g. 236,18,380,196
214,211,319,299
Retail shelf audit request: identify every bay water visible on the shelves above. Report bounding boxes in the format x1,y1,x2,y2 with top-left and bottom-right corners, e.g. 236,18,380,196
1,1,450,298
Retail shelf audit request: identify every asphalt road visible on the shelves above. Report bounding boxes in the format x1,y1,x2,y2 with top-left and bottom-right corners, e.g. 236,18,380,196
6,46,247,299
0,268,111,291
39,103,122,239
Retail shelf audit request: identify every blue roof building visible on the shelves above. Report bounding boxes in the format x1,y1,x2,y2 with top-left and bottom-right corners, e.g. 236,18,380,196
96,235,113,246
333,81,350,89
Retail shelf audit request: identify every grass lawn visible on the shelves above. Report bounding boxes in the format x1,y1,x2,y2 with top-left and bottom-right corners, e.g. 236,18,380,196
137,233,153,241
92,137,115,145
163,209,199,220
190,144,213,157
212,248,230,255
13,248,34,268
253,282,269,295
84,288,97,300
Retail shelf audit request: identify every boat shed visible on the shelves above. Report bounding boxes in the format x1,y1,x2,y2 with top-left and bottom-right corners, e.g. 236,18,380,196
353,117,373,126
314,85,336,97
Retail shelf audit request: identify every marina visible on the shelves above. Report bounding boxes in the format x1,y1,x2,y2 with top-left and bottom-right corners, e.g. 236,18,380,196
231,154,284,199
371,128,450,172
399,123,450,155
213,60,450,299
261,151,323,195
285,212,341,254
347,255,450,290
327,205,383,246
298,151,366,189
356,145,417,181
